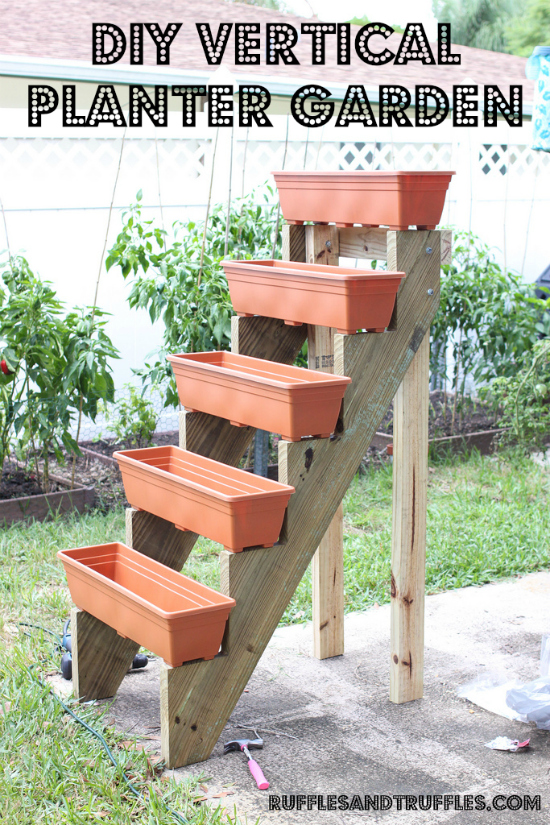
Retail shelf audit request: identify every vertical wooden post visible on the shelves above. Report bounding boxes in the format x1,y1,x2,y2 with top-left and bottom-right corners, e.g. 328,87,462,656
388,231,438,703
304,224,345,660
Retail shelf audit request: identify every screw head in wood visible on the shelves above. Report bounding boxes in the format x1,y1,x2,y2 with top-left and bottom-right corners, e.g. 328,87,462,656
427,288,434,295
325,240,332,250
426,247,433,254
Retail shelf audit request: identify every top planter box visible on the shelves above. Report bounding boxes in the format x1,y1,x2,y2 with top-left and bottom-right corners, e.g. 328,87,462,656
272,170,455,230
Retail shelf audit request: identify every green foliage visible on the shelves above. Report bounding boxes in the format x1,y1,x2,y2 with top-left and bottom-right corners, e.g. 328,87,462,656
485,340,550,449
0,255,118,489
100,384,160,448
347,16,404,33
431,231,549,427
432,0,517,53
107,187,281,407
231,0,287,9
505,0,550,56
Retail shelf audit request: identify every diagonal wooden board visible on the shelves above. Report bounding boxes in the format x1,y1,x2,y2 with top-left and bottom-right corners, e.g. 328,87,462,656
71,317,307,701
160,230,441,767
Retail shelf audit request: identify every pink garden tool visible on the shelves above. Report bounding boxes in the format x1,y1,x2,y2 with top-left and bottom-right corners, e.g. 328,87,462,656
223,733,270,790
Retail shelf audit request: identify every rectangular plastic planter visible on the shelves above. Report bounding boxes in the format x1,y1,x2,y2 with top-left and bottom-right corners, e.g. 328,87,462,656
58,542,236,667
222,259,405,334
168,351,351,441
272,170,455,230
114,445,294,553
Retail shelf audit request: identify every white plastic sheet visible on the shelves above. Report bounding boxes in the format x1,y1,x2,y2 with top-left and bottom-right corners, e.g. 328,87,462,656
458,636,550,729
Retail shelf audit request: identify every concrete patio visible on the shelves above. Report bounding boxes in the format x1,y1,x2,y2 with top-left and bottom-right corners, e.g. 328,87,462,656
99,571,550,823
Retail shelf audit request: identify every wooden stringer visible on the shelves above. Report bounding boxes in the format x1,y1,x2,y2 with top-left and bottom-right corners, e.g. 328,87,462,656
72,228,441,770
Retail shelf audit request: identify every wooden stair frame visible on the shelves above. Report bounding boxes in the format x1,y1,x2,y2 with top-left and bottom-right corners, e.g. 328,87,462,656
71,226,447,770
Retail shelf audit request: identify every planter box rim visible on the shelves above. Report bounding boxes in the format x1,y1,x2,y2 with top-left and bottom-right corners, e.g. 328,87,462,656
271,170,456,178
222,259,406,284
58,542,235,621
114,445,295,502
168,352,352,393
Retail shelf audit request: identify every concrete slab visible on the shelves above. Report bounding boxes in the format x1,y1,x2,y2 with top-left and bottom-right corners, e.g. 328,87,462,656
105,572,550,823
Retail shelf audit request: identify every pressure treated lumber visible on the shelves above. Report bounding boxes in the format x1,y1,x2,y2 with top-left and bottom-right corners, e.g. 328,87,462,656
387,232,440,704
159,230,441,768
302,223,345,660
389,333,429,703
338,226,388,261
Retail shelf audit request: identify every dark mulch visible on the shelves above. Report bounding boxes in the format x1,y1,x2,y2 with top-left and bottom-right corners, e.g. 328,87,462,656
0,462,67,501
376,390,497,439
0,455,126,511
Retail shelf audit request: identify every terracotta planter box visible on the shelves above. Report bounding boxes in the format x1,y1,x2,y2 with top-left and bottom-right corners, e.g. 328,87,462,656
114,445,294,553
272,171,455,230
167,351,351,441
58,542,235,666
222,259,405,334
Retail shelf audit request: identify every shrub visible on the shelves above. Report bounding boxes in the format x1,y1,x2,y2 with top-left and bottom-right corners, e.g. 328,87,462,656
0,255,119,490
100,384,160,448
485,340,550,450
431,231,550,430
106,186,281,407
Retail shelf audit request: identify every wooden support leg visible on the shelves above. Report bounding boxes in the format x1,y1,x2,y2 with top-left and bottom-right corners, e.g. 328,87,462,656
312,502,344,659
291,223,345,660
308,320,345,660
389,232,436,704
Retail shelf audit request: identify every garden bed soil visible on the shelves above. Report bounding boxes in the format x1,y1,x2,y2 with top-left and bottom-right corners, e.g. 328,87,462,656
0,461,96,526
377,390,498,439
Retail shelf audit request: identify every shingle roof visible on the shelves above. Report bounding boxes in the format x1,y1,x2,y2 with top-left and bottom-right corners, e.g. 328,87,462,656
0,0,531,102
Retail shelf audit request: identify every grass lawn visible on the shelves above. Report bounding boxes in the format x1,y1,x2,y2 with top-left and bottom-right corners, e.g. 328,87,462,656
1,448,550,822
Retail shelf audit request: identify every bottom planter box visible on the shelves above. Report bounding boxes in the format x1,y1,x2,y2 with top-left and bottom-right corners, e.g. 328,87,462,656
58,542,236,667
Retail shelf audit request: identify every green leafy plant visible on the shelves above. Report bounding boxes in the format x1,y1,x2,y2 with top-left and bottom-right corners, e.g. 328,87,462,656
106,186,282,406
485,340,550,450
430,231,550,432
100,384,160,448
0,255,119,491
505,0,550,56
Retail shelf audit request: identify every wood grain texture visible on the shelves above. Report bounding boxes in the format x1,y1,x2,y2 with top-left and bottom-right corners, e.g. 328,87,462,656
389,332,429,704
282,223,306,263
304,223,344,660
159,230,441,768
388,232,438,704
312,502,344,659
231,315,307,362
71,608,139,702
338,227,388,261
440,230,453,267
